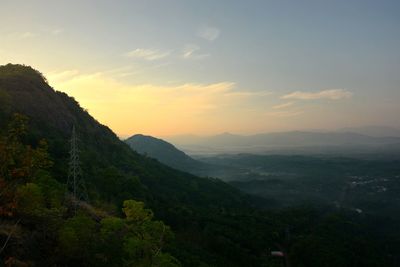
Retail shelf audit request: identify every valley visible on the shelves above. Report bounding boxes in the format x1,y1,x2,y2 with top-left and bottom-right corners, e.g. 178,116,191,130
128,134,400,219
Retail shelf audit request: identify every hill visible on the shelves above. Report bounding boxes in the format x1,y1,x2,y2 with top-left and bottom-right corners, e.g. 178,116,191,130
125,134,206,174
0,64,249,207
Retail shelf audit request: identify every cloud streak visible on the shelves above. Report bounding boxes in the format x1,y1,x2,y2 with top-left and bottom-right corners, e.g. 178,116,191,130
51,28,63,35
8,32,37,40
266,110,304,117
282,89,352,100
46,70,274,135
125,48,170,60
272,102,294,109
182,44,209,60
47,69,80,81
198,26,220,41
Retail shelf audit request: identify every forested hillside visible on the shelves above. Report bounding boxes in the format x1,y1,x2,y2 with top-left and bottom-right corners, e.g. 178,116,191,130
1,64,399,266
125,134,206,175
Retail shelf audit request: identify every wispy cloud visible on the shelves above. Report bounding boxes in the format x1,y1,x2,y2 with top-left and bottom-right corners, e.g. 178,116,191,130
272,102,295,109
282,89,352,100
182,44,209,60
198,26,220,41
47,69,80,82
47,71,238,118
46,70,278,135
100,66,143,78
125,48,170,61
48,66,142,82
266,110,304,117
9,32,37,40
51,28,63,35
225,90,272,98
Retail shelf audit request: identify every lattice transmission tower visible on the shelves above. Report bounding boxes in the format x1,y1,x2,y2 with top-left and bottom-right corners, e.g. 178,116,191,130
66,125,88,209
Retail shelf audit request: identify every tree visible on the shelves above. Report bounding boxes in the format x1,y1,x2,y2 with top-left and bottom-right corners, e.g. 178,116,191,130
58,213,97,265
96,200,181,267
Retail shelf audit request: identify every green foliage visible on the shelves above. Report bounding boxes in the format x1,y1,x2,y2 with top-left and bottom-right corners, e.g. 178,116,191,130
35,173,65,209
0,114,55,218
0,63,47,83
0,88,11,124
1,113,29,182
0,114,180,266
16,183,45,215
94,167,142,203
58,213,97,263
123,199,153,222
111,200,180,267
152,252,182,267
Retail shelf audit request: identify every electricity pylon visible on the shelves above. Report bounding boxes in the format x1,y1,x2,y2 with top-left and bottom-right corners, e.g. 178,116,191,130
66,125,88,211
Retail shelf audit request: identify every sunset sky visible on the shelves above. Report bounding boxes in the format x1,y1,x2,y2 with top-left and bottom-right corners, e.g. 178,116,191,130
1,0,399,137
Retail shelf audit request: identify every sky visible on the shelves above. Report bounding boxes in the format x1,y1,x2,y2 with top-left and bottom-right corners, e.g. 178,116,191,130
1,0,399,137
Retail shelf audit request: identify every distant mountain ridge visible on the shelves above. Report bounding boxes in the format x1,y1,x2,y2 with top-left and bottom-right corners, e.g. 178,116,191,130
337,126,400,137
165,130,400,155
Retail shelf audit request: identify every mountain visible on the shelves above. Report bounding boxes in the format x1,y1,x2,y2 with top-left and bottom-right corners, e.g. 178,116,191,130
162,134,205,145
166,131,400,155
125,134,205,174
337,125,400,137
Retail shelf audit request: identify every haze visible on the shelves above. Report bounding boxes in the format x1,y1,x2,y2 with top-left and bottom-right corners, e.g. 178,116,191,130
1,0,399,136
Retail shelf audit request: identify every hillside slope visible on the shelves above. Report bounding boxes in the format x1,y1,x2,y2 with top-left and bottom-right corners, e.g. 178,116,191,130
125,134,208,174
0,64,249,207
